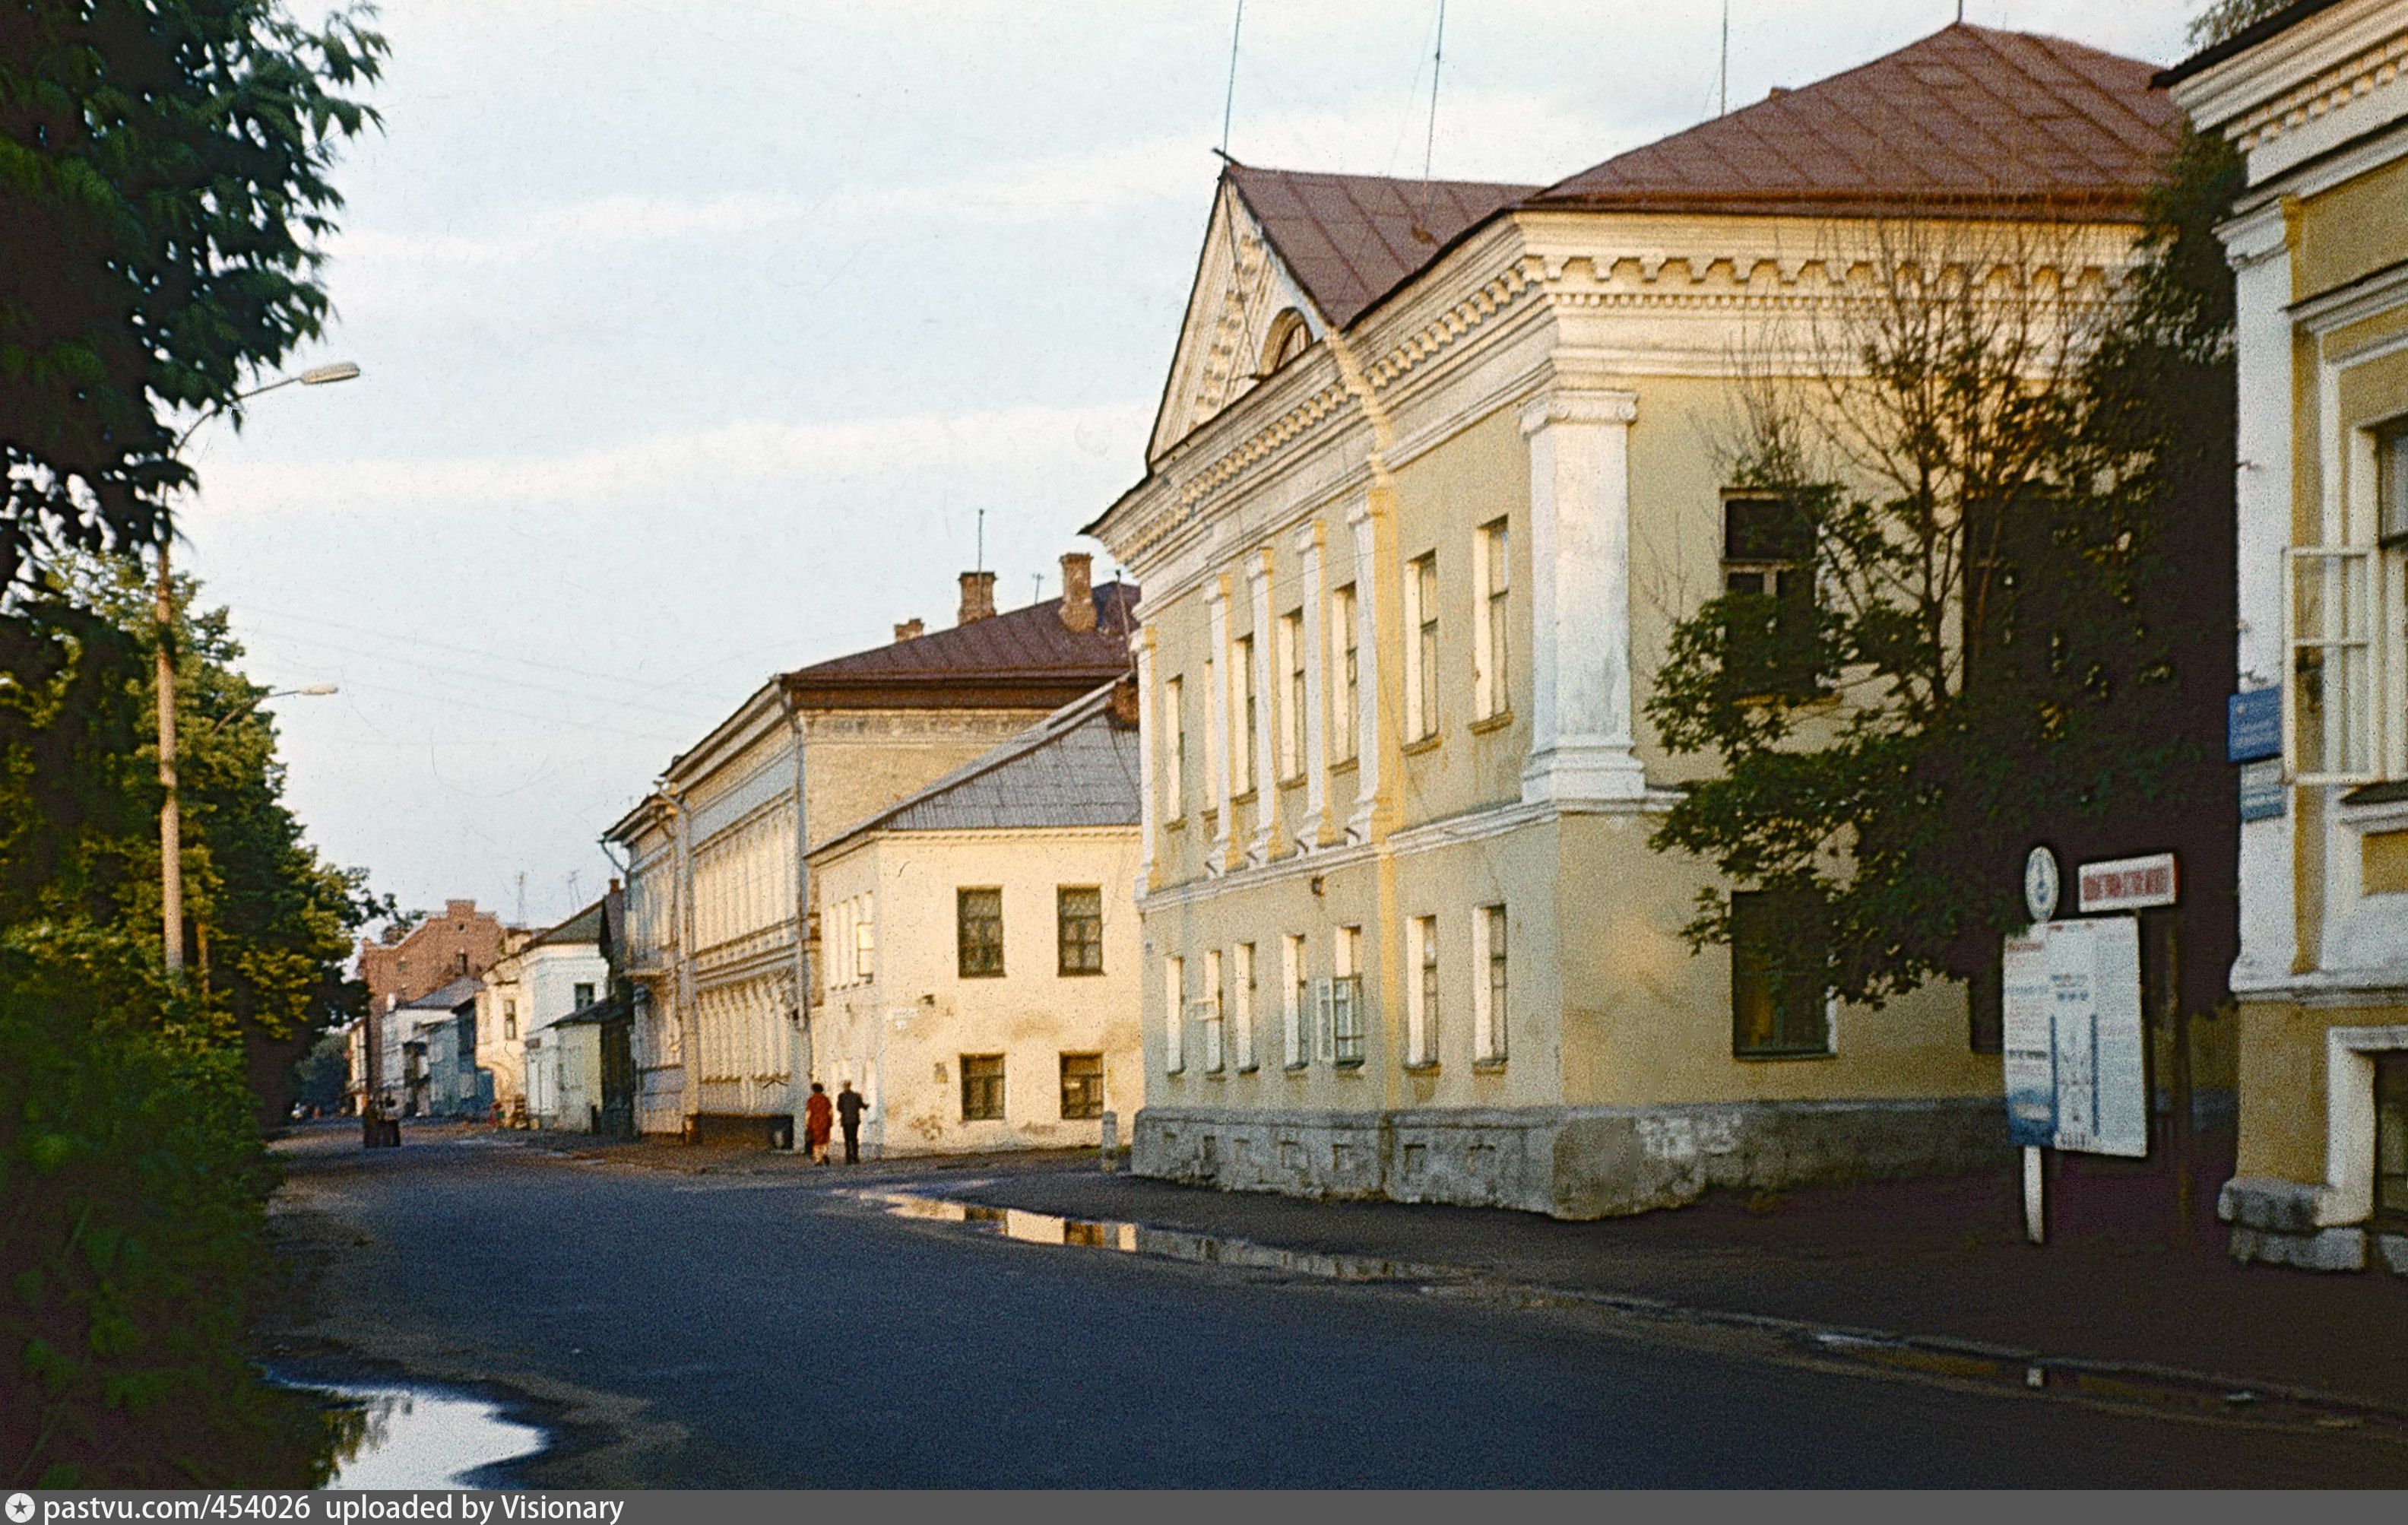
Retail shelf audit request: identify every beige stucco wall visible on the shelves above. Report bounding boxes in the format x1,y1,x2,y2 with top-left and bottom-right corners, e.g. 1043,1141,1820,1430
811,827,1142,1155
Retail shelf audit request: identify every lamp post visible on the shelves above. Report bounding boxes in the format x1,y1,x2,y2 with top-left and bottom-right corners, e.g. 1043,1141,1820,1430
160,363,359,975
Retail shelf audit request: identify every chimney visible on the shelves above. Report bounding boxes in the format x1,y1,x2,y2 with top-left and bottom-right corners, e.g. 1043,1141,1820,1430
893,618,924,642
1059,553,1095,633
958,572,996,625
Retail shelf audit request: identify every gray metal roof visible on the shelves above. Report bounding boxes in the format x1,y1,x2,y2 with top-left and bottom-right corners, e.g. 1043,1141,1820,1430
398,975,483,1012
812,683,1139,858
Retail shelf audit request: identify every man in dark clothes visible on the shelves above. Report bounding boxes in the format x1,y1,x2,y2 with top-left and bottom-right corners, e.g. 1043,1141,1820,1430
835,1080,867,1164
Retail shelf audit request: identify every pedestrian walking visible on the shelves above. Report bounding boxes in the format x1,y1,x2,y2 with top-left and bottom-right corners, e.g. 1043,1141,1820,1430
803,1081,833,1164
835,1080,866,1164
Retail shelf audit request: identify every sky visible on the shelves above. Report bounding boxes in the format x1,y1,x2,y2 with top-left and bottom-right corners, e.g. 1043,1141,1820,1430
183,0,2202,934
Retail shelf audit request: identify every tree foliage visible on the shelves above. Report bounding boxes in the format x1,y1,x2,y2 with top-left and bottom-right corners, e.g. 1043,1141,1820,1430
0,0,383,591
1646,139,2245,1015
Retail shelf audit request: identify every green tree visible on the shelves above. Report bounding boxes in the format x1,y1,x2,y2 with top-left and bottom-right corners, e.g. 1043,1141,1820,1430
1645,144,2245,1018
0,0,383,591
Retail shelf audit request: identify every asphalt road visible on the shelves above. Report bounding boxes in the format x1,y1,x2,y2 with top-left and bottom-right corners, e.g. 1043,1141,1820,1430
268,1125,2408,1489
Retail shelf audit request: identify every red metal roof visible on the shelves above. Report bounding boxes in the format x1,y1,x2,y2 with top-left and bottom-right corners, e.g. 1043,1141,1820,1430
1226,164,1538,328
781,583,1138,707
1531,24,2180,220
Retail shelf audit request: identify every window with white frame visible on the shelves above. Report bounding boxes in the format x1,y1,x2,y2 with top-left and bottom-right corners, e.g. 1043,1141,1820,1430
1236,634,1259,796
2292,547,2377,782
1163,956,1185,1073
1199,948,1225,1073
853,894,875,984
1281,610,1306,778
1475,519,1510,720
1282,933,1307,1069
1332,585,1359,762
1475,903,1508,1063
1331,924,1364,1066
1405,915,1439,1067
1163,675,1185,818
1405,553,1438,740
1234,941,1257,1072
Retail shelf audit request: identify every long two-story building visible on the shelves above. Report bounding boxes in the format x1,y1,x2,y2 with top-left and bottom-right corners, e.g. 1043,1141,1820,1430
1088,23,2180,1217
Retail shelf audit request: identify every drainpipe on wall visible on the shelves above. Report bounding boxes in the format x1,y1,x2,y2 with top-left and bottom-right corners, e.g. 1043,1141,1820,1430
781,686,814,1149
662,785,700,1139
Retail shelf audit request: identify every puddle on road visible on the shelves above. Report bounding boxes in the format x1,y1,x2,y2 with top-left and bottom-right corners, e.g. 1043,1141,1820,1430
857,1189,1454,1283
295,1378,548,1489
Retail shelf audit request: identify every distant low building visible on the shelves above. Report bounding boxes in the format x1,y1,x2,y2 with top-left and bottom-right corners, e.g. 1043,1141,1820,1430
353,899,511,1118
395,975,483,1118
809,682,1143,1156
490,898,611,1130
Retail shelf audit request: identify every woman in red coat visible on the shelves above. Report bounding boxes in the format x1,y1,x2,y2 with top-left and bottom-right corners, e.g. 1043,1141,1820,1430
803,1081,834,1164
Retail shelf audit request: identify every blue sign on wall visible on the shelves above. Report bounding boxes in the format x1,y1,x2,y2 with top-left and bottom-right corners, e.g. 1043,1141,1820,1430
2239,759,2286,822
2228,687,2282,763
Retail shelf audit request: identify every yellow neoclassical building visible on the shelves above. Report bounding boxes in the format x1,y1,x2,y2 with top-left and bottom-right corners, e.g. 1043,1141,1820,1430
2166,0,2408,1275
1088,24,2181,1216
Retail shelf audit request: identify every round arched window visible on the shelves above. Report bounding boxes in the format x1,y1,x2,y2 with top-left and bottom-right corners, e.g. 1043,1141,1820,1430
1259,309,1311,376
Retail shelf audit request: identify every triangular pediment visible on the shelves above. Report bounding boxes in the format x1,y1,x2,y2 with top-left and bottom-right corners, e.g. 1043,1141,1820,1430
1146,174,1329,464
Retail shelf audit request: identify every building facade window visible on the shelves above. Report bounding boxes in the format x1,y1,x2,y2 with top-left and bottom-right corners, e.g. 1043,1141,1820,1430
1405,915,1439,1067
1237,634,1259,795
960,1054,1005,1121
1057,886,1104,975
1332,585,1359,761
2292,547,2375,781
502,999,517,1041
572,982,595,1010
854,896,876,984
1475,519,1510,720
1282,933,1307,1069
1475,903,1508,1063
1163,956,1185,1073
1200,948,1225,1073
1331,924,1364,1066
1720,492,1820,701
957,888,1005,978
1731,889,1832,1058
1405,553,1439,740
1281,610,1307,778
1060,1052,1104,1120
1233,941,1257,1072
1163,675,1185,816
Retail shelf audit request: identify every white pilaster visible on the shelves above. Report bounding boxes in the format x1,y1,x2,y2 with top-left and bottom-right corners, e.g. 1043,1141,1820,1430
1205,579,1233,873
1133,626,1158,894
1293,522,1329,849
1346,499,1382,843
1519,387,1647,804
1247,548,1278,866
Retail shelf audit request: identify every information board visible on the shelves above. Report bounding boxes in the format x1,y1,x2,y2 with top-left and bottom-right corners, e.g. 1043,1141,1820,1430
2001,918,2148,1157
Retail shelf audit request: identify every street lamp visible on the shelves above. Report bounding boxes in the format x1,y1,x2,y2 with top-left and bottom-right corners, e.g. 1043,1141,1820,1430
159,364,359,978
200,683,340,737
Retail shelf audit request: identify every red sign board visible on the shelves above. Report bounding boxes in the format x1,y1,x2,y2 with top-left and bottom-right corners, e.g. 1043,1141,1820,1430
2077,852,2178,913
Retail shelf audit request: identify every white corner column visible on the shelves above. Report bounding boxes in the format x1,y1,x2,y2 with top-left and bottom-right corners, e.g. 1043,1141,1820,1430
1133,625,1158,893
1247,548,1279,866
1345,499,1383,844
1518,387,1646,805
1205,578,1234,873
1294,522,1329,849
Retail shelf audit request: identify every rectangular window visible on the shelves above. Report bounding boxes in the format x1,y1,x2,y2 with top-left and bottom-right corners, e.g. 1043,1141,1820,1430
854,896,876,984
1475,519,1510,720
1405,915,1438,1067
1163,674,1185,817
1731,889,1832,1058
1163,956,1185,1073
1060,1052,1104,1121
1281,610,1307,778
1233,942,1257,1072
502,999,517,1041
2381,425,2408,548
572,982,595,1010
1475,903,1508,1063
1406,554,1439,740
2291,547,2375,782
1282,934,1307,1069
957,887,1004,978
1237,634,1258,795
1720,492,1820,700
1057,886,1104,975
1332,585,1360,762
960,1054,1005,1121
1331,925,1364,1066
1199,949,1225,1073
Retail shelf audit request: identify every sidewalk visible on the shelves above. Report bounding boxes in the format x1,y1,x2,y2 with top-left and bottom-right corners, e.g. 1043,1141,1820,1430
921,1153,2408,1415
